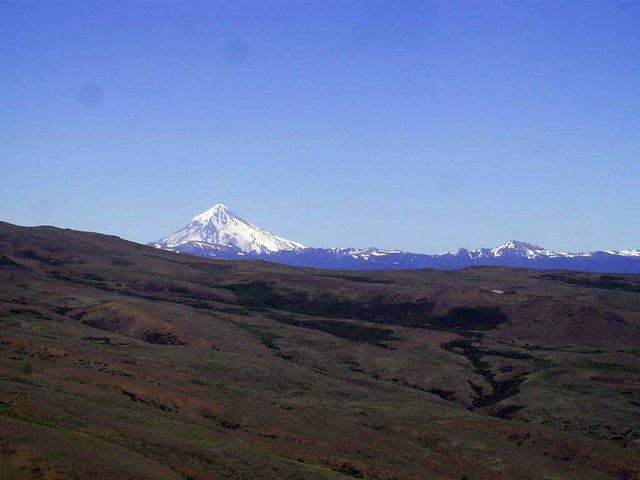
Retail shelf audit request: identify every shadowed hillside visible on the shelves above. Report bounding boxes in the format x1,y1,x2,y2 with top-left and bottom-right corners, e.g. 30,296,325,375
1,221,639,479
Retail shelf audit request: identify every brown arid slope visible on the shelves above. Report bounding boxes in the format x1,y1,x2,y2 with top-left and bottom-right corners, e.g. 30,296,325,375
1,221,639,480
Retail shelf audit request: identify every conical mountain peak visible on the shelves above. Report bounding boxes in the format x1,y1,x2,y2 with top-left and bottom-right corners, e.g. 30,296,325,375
497,240,545,251
192,204,236,223
156,204,304,254
490,240,548,258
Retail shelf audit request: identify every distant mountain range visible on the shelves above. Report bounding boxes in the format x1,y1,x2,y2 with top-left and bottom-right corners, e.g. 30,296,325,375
152,204,640,273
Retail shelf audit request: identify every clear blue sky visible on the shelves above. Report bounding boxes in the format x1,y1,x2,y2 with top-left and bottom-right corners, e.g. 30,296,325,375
2,0,639,252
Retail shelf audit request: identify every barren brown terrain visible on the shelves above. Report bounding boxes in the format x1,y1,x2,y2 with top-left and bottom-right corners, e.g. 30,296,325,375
1,221,639,479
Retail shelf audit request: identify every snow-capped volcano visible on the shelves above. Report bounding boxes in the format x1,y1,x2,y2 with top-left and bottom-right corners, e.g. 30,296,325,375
154,204,304,254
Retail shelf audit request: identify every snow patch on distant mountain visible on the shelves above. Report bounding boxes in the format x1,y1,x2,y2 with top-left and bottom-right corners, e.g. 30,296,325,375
155,204,304,254
323,247,405,259
445,240,559,260
443,240,640,261
490,240,548,258
608,250,640,257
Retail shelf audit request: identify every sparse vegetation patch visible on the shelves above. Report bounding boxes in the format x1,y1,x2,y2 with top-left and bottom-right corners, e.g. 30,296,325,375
542,273,640,293
268,314,398,348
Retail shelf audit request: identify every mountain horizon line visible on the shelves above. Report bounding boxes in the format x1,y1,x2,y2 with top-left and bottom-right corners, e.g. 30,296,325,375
150,203,640,274
155,203,638,257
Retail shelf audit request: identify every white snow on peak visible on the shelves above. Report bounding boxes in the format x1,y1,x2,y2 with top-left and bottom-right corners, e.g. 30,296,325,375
327,247,405,257
449,240,563,260
191,203,232,223
445,240,640,260
606,249,640,257
490,240,550,259
156,204,305,254
349,247,403,256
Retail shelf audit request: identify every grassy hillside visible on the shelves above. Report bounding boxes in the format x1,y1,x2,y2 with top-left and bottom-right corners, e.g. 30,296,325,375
1,222,639,479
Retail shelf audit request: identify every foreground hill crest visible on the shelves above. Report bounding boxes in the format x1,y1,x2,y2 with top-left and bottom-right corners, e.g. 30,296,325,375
152,204,640,273
2,220,640,479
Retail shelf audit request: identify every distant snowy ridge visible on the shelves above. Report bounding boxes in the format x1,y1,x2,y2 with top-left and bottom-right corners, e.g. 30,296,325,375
445,240,640,260
608,250,640,257
155,204,304,254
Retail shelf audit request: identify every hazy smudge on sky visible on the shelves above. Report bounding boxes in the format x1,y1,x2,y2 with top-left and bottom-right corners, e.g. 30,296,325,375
77,82,104,108
224,39,250,63
349,0,438,49
435,170,461,195
349,22,377,48
531,137,558,159
29,199,54,224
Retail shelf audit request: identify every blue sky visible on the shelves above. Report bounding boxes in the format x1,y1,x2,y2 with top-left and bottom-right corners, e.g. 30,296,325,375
2,0,639,252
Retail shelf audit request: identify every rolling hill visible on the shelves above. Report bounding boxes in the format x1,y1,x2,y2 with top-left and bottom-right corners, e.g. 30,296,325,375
1,220,640,479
